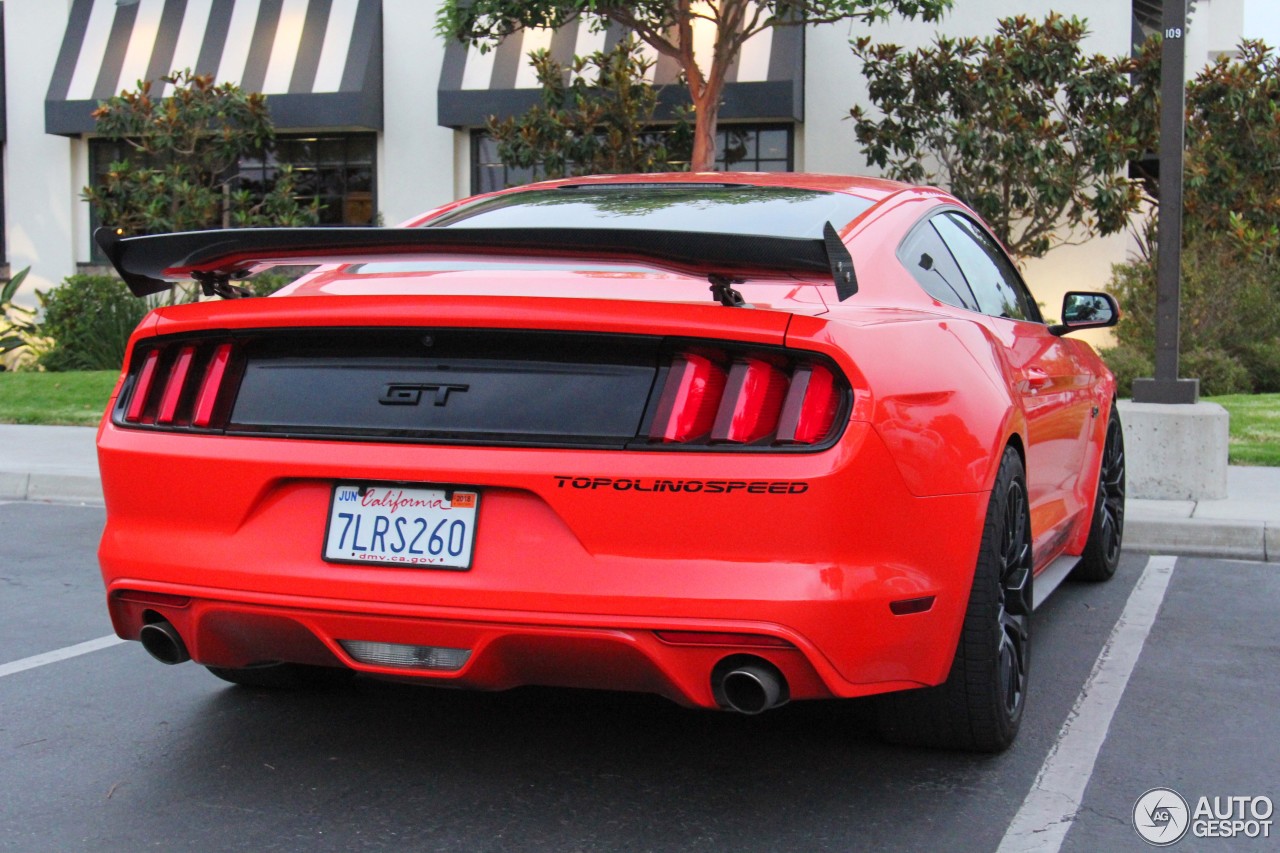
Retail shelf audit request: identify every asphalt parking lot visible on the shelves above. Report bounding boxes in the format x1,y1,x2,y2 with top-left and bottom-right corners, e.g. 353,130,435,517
2,501,1276,852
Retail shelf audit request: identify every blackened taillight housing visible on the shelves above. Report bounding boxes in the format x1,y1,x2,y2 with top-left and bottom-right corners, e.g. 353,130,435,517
645,347,850,450
114,339,243,431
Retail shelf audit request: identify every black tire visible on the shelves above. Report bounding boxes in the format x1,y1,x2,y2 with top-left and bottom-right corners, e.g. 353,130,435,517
206,663,355,690
875,446,1032,752
1072,409,1125,582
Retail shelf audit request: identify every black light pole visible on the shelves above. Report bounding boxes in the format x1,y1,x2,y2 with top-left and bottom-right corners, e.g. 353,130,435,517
1132,0,1199,404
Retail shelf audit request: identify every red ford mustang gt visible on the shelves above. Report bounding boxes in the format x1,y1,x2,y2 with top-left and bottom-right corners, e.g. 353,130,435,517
95,173,1125,752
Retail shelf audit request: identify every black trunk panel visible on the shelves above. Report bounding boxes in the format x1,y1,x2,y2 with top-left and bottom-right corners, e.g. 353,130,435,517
225,330,660,447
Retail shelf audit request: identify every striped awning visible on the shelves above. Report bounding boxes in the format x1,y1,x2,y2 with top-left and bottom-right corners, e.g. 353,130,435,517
46,0,383,136
438,17,803,128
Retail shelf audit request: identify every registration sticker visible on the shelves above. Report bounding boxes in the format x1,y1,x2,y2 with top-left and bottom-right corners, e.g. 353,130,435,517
323,483,479,569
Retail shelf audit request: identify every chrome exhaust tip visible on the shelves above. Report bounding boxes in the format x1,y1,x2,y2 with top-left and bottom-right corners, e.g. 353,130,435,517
713,659,788,715
139,620,190,665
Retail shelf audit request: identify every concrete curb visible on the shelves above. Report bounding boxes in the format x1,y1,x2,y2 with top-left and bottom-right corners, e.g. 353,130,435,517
1124,518,1274,563
0,471,104,505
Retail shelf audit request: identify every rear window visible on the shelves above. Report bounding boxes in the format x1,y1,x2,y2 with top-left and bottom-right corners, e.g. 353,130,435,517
427,184,874,238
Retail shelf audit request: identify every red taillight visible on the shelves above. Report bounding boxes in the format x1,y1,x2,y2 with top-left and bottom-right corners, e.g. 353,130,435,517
650,351,846,447
649,354,727,442
192,343,233,427
776,364,840,445
120,340,237,430
124,349,161,422
155,346,196,424
712,358,788,443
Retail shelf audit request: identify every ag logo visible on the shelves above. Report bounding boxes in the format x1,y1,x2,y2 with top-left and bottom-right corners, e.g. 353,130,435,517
1134,787,1190,846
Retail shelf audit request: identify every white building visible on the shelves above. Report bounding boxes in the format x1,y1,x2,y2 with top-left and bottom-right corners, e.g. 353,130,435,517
0,0,1256,319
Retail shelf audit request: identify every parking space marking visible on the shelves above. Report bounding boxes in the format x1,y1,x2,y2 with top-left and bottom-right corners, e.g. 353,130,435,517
997,556,1177,853
0,635,126,679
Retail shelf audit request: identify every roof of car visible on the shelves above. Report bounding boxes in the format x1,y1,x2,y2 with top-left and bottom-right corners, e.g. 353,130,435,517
504,172,910,202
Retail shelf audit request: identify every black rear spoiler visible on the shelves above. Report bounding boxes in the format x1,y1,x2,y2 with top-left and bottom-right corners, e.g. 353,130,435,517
94,224,857,304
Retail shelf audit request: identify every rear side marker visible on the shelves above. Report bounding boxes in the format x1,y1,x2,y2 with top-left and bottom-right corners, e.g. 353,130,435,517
889,596,936,616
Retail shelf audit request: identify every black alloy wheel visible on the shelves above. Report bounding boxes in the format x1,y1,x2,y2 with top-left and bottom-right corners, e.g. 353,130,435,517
1074,409,1125,582
876,446,1032,752
996,472,1032,723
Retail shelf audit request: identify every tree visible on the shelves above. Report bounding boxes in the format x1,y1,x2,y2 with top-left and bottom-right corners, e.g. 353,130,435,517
850,14,1145,261
438,0,951,172
83,69,317,235
1102,39,1280,395
488,38,692,179
1180,40,1280,255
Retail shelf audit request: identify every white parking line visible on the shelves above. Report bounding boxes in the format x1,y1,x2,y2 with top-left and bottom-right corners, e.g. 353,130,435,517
997,555,1177,853
0,635,127,679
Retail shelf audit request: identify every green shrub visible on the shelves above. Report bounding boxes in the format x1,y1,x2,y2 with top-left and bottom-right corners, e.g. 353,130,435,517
37,275,149,371
1100,345,1153,398
1239,340,1280,393
1108,231,1280,392
242,270,297,297
1181,348,1253,396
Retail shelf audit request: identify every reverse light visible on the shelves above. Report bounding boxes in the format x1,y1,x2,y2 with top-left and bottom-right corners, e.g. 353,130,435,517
339,640,472,671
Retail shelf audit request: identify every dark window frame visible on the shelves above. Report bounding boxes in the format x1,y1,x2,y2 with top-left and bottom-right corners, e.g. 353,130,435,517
933,211,1041,324
898,208,1044,324
470,122,794,195
87,132,378,258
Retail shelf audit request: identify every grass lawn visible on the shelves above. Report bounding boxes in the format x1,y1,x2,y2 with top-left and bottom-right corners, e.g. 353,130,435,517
0,370,118,426
1204,393,1280,467
1,372,1277,466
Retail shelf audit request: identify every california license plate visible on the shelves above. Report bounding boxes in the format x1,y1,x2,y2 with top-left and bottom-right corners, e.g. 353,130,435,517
323,483,480,569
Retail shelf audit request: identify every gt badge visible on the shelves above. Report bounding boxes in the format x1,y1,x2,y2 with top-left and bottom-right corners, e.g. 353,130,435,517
379,383,470,406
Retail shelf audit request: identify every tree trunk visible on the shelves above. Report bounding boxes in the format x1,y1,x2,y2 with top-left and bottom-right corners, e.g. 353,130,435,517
690,93,722,171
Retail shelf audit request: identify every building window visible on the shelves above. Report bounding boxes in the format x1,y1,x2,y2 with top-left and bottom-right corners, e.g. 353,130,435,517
470,123,794,193
88,133,377,256
472,133,544,195
718,125,793,172
238,134,378,226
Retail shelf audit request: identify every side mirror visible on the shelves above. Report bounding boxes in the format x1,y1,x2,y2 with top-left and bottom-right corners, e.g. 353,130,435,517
1049,291,1119,336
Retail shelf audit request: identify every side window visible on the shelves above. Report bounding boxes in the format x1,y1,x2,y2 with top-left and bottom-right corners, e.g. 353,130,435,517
933,213,1040,322
897,220,979,311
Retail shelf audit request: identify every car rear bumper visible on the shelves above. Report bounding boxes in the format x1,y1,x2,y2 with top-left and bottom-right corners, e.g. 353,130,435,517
98,419,989,707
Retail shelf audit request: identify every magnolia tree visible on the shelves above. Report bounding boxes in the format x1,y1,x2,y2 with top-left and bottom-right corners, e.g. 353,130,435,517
1106,39,1280,395
439,0,952,172
84,70,317,235
488,39,692,178
850,14,1146,261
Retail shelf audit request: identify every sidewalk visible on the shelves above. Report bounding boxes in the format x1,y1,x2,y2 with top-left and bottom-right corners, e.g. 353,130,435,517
1,424,1276,562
